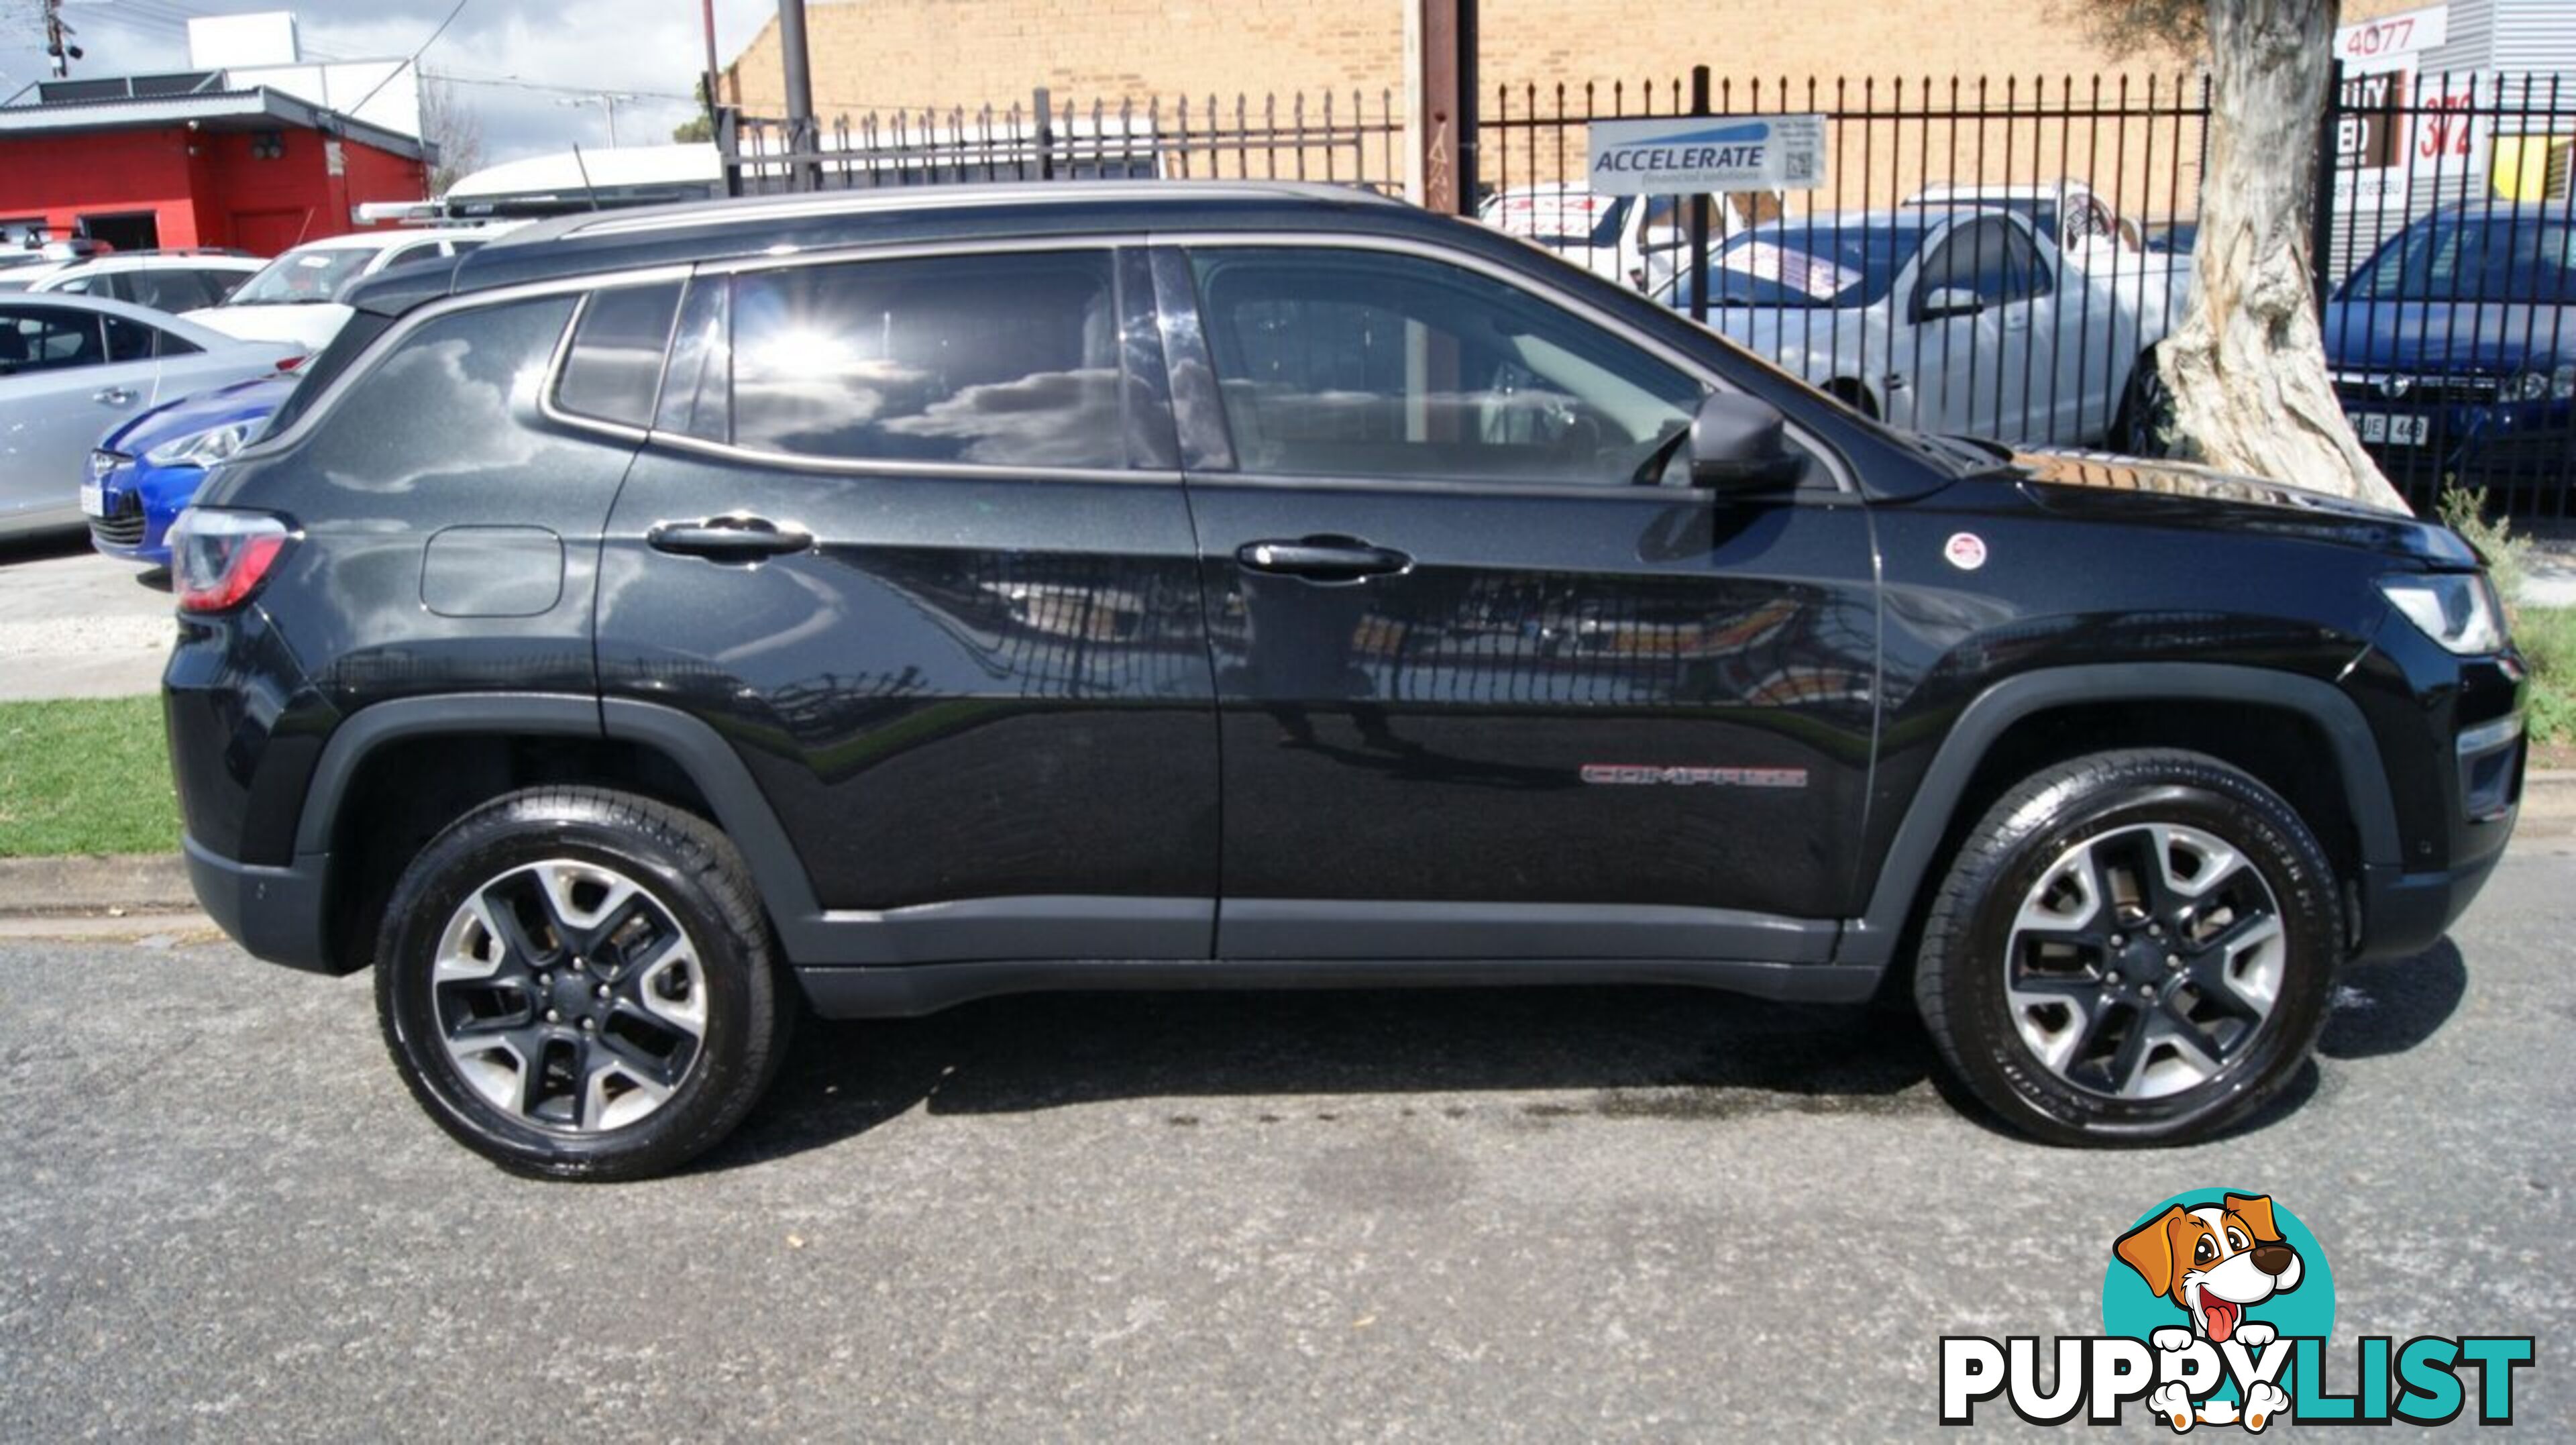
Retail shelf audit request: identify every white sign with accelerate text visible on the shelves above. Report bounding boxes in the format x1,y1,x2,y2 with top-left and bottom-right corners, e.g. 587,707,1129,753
1586,115,1827,195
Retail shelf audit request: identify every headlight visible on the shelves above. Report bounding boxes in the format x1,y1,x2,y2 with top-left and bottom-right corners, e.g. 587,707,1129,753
142,419,256,469
2378,573,2507,654
2508,363,2576,402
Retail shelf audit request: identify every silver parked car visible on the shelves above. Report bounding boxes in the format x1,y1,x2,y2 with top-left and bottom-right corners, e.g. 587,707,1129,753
0,294,304,539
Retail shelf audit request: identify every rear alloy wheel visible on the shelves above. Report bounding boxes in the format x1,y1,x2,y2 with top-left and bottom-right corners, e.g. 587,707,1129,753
430,859,708,1132
1916,750,2339,1146
376,788,790,1180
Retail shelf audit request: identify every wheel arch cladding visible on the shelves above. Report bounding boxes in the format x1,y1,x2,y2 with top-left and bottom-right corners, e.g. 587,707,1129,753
1837,663,2398,969
299,694,822,972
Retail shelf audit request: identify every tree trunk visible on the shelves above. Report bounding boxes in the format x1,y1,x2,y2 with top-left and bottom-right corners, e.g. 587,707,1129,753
2163,0,2408,512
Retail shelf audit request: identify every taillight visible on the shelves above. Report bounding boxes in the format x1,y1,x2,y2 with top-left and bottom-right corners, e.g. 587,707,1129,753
275,355,307,372
170,508,292,614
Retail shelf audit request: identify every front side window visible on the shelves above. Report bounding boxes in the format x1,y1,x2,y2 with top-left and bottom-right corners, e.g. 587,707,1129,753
723,250,1125,468
1917,217,2050,312
2350,217,2576,303
231,247,374,306
121,268,218,313
1189,246,1704,486
0,307,103,372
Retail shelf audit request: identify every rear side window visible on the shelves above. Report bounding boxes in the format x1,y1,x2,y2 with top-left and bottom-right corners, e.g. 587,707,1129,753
724,250,1124,468
290,295,578,477
554,282,681,429
105,315,162,361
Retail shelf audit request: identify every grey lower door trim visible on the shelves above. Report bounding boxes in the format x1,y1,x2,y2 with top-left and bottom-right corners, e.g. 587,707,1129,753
1215,899,1842,963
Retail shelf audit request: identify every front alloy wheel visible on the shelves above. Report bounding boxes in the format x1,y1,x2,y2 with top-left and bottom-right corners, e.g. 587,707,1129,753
2002,823,2284,1100
1916,750,2340,1146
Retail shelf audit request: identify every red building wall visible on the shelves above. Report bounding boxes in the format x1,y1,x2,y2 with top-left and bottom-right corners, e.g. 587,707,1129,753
0,123,429,255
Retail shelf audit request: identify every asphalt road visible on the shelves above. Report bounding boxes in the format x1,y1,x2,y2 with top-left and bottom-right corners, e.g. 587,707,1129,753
3,845,2571,1440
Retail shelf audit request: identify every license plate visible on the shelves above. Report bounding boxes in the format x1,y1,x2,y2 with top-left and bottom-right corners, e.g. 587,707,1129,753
78,480,103,517
2353,411,2430,446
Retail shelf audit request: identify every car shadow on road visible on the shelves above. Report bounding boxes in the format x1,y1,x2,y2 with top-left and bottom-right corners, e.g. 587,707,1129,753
2186,936,2469,1144
0,533,87,568
701,985,1944,1172
697,938,2476,1173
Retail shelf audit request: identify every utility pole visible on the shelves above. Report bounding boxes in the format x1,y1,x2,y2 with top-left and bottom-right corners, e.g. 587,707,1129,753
42,0,83,79
1405,0,1475,214
555,93,637,147
699,0,722,123
777,0,818,189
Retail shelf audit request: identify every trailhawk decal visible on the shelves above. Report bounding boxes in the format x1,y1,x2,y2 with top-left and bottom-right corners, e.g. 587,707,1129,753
1579,764,1809,788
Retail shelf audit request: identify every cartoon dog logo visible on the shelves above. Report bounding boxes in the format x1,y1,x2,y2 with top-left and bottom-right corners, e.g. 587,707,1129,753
2115,1193,2303,1432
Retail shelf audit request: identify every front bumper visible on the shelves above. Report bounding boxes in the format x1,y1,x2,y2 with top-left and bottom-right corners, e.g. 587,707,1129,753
182,833,345,974
2349,702,2522,961
85,451,185,566
2334,394,2573,490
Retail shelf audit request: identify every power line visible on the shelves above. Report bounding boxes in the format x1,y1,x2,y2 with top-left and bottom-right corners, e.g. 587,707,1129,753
343,0,467,117
429,70,694,104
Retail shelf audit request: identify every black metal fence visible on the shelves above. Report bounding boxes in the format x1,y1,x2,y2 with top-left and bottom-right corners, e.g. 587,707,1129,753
718,68,2576,514
2322,72,2576,517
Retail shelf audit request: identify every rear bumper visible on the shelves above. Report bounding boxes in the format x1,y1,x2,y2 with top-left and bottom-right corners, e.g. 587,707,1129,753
182,833,345,974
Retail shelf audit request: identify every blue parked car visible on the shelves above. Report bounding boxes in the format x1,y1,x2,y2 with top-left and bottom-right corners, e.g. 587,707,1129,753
87,373,297,566
2325,201,2576,496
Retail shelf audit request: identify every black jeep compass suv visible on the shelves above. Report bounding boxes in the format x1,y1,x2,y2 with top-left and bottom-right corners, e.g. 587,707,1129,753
165,182,2522,1178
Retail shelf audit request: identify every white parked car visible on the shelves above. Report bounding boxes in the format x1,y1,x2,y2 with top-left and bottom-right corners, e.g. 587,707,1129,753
0,294,303,539
1904,180,2195,345
0,250,266,315
1661,208,2158,449
182,227,517,354
1481,184,1776,293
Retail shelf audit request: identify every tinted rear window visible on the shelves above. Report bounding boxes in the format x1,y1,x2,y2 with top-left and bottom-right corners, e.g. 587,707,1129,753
554,282,681,429
725,250,1123,468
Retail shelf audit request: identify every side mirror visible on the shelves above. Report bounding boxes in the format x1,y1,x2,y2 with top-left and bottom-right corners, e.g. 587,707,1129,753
1686,392,1804,492
1915,286,1988,322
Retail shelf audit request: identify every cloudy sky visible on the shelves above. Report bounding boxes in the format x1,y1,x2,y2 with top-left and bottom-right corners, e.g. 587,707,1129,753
0,0,780,167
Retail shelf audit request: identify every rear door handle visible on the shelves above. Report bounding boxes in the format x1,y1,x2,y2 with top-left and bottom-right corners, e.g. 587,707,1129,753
93,387,138,407
647,515,813,561
1235,537,1413,580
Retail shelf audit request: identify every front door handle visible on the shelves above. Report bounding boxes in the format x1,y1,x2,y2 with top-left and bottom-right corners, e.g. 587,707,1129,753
93,386,138,407
1236,537,1412,580
647,515,813,561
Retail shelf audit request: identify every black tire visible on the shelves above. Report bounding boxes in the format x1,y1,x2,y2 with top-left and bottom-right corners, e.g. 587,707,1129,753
1915,749,2340,1146
2112,349,2175,458
1825,378,1880,420
375,786,791,1180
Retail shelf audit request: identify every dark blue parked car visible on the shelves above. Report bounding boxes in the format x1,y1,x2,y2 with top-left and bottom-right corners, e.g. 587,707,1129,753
2325,201,2576,498
87,373,297,566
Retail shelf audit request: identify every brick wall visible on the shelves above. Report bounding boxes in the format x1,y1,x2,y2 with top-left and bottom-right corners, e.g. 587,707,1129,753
725,0,2431,119
718,0,2435,213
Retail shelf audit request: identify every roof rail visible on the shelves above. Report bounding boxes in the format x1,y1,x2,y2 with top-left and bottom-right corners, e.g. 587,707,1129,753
545,178,1405,243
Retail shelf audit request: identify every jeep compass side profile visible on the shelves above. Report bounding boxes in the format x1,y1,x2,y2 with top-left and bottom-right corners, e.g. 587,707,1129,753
166,183,2522,1179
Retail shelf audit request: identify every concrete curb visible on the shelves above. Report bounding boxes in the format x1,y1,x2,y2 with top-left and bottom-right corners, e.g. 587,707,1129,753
5,769,2573,922
0,851,195,916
